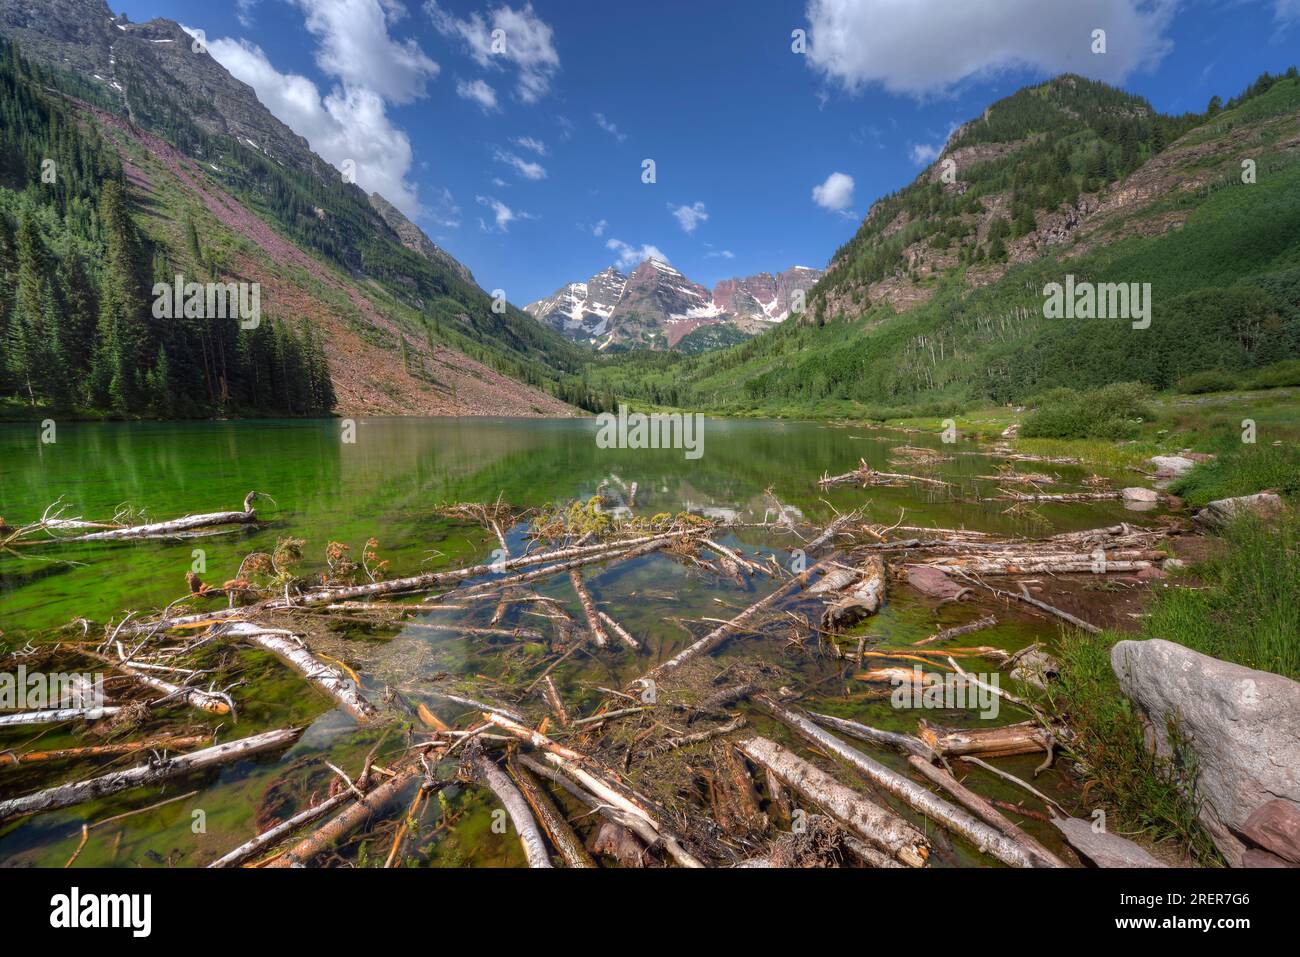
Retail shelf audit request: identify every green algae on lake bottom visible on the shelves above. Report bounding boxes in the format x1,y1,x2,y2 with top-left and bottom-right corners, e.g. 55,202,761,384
0,417,1162,867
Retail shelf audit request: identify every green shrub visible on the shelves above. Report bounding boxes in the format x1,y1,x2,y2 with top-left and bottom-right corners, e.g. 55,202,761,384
1176,369,1239,394
1021,381,1154,439
1246,359,1300,390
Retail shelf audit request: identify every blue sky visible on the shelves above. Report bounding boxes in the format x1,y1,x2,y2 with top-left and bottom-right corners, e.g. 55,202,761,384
119,1,1300,304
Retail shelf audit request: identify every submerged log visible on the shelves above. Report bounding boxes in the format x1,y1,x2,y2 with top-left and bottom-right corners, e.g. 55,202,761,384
0,727,301,822
754,695,1049,867
269,763,423,868
568,569,609,648
641,555,838,683
913,614,998,647
907,756,1067,868
507,754,595,868
208,789,354,868
214,622,378,721
807,711,930,758
467,751,553,868
484,711,706,868
737,736,929,867
0,734,209,767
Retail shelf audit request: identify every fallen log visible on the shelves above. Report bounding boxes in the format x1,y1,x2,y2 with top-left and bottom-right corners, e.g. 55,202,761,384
81,649,230,715
737,736,929,867
213,622,378,721
0,727,301,822
640,555,837,683
913,614,998,647
208,789,354,868
484,711,706,868
31,492,263,544
819,459,951,489
467,750,553,868
918,720,1056,759
268,763,423,868
754,695,1048,868
807,712,930,758
120,529,704,635
906,756,1067,868
507,754,595,868
568,569,609,648
0,734,209,767
596,611,641,650
821,556,887,632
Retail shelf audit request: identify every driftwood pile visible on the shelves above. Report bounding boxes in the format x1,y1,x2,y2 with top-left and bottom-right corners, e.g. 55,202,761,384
0,482,1176,869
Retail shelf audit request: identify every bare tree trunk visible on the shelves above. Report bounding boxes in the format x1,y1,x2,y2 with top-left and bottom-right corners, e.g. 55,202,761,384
0,728,301,822
468,752,553,868
507,754,595,868
568,569,608,647
737,736,929,867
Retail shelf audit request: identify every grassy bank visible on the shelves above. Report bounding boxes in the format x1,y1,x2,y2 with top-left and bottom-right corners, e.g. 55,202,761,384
1040,510,1299,863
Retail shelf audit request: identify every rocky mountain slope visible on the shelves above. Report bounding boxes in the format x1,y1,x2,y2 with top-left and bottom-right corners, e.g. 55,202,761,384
0,0,586,417
526,259,822,351
585,70,1300,413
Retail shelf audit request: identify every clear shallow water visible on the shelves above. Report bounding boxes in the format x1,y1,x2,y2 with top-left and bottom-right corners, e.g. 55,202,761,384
0,417,1143,867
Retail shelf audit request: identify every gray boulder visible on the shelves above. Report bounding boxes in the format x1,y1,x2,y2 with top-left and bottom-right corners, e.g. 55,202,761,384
1192,492,1285,530
1111,639,1300,865
1150,455,1197,478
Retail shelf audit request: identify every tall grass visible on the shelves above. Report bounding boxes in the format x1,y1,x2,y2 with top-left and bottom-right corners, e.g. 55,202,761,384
1170,442,1300,506
1040,511,1299,862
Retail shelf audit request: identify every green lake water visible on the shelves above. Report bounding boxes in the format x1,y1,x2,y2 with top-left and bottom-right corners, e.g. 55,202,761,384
0,417,1150,867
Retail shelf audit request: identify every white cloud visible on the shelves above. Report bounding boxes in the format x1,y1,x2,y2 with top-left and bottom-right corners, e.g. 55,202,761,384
1277,0,1300,22
476,194,533,231
909,142,941,165
208,37,425,215
805,0,1177,97
669,201,708,234
812,171,854,211
513,135,547,155
428,1,560,103
581,218,608,237
705,249,735,259
295,0,438,104
457,77,499,112
236,0,259,27
493,147,546,180
593,112,627,142
606,239,668,269
427,186,461,228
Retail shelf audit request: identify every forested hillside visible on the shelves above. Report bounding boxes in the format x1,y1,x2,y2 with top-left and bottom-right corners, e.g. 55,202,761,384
581,72,1300,417
0,0,594,419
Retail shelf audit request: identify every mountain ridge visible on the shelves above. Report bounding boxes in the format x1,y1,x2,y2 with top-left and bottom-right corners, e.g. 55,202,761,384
525,258,823,351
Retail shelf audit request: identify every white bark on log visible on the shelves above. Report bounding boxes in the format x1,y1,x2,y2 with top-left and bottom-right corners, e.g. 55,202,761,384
42,493,261,543
0,727,301,821
120,530,701,635
906,756,1067,868
217,623,377,721
484,711,704,868
808,711,931,757
0,706,121,728
641,555,837,683
754,695,1047,868
737,736,929,867
568,569,608,647
82,649,230,715
208,790,352,867
470,753,553,868
269,765,421,867
597,611,641,650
